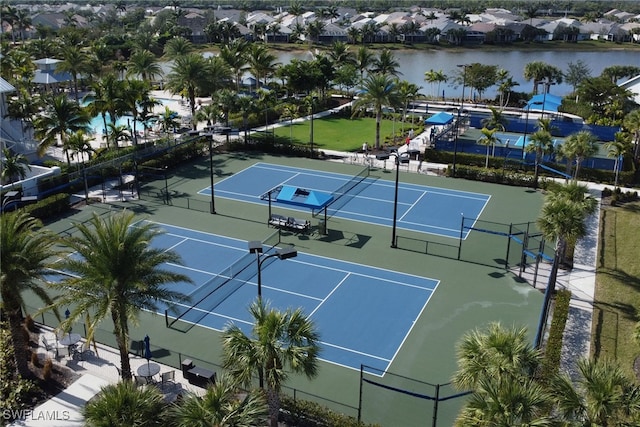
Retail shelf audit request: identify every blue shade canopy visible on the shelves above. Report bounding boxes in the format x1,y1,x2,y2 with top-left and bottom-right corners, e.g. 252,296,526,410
424,111,454,125
527,94,562,112
274,185,333,209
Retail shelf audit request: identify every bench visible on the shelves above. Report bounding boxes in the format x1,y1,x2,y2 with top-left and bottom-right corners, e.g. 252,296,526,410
288,217,310,232
268,214,288,228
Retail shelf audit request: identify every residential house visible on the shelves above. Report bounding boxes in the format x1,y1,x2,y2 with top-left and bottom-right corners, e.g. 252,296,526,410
620,75,640,104
178,11,209,44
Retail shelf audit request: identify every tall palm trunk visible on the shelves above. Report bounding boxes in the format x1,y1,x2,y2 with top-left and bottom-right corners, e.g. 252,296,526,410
112,310,132,380
266,386,280,427
7,308,30,378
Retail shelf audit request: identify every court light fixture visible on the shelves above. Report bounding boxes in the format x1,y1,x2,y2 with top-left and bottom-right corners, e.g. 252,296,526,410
248,241,298,298
209,135,216,214
377,151,410,248
453,64,469,178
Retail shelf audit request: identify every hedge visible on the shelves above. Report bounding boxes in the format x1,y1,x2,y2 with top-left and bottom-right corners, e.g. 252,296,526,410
21,193,71,221
280,396,379,427
539,289,572,382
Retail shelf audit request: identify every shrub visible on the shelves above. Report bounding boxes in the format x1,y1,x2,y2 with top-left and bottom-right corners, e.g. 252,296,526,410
280,396,379,427
42,358,53,381
540,289,572,382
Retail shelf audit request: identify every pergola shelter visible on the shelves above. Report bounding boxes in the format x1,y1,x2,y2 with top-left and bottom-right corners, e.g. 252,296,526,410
260,185,333,234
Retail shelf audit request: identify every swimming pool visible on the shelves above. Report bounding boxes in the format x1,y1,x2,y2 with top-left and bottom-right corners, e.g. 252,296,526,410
84,97,179,136
88,114,145,136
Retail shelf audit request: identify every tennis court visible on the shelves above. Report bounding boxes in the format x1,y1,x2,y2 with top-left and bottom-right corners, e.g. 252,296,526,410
148,221,439,374
199,162,490,239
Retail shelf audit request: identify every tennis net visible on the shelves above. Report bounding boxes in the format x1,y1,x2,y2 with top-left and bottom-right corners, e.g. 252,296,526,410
312,165,370,217
168,230,280,327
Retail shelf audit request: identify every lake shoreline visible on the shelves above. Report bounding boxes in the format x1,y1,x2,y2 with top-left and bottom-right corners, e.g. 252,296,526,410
194,40,640,56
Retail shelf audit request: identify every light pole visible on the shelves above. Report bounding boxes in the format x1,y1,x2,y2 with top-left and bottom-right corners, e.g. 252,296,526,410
248,241,298,299
308,94,317,158
452,64,468,177
209,135,216,214
376,150,410,248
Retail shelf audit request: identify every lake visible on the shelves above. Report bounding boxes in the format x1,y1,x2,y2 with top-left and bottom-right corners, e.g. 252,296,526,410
275,48,639,99
160,48,638,100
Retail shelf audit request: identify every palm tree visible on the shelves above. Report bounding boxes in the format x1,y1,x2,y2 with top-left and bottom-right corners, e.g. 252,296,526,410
558,130,598,180
165,53,209,129
49,210,191,381
347,26,361,44
106,123,131,149
622,109,640,161
121,79,156,145
371,48,401,77
328,41,355,67
478,128,499,169
158,106,180,138
83,380,166,427
351,73,401,150
162,36,193,60
126,49,162,83
219,39,249,92
195,103,220,128
33,95,91,167
453,322,540,391
481,106,508,132
550,358,640,426
424,69,448,99
222,299,320,427
1,148,31,185
5,88,41,140
66,130,94,165
396,79,421,134
604,133,630,188
455,375,553,426
279,103,298,144
537,182,597,293
452,323,551,426
525,128,554,188
168,373,268,426
355,46,375,82
57,45,91,102
305,20,325,45
247,44,278,91
0,212,56,378
236,95,258,144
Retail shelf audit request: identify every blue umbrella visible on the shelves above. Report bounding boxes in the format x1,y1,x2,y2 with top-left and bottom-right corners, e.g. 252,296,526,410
143,335,152,369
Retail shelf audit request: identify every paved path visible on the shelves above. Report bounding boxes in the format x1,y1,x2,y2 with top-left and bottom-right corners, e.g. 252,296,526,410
9,327,205,427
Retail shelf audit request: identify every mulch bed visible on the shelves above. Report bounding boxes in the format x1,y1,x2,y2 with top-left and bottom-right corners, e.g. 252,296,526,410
24,327,80,408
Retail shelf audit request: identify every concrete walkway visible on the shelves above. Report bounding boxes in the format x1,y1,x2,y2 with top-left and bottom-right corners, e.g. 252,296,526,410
10,326,205,427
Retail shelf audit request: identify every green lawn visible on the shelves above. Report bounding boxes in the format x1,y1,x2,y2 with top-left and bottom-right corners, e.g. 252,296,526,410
592,201,640,376
273,116,421,152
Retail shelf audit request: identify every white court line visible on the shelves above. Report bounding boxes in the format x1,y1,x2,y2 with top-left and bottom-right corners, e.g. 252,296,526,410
384,280,440,371
291,258,437,291
164,232,248,253
399,190,428,222
319,341,391,363
309,273,351,318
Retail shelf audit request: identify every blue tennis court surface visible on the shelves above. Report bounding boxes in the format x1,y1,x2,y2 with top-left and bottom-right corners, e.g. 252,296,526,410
148,222,439,374
199,162,490,239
